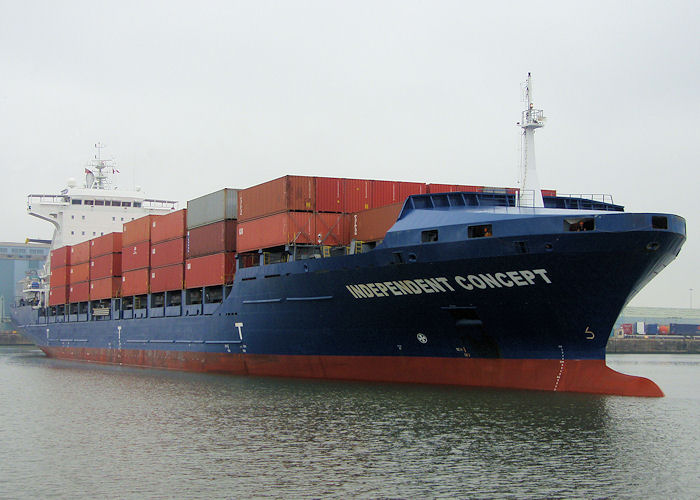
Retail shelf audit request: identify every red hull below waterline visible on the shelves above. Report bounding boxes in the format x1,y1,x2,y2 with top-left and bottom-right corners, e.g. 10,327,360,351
40,347,663,397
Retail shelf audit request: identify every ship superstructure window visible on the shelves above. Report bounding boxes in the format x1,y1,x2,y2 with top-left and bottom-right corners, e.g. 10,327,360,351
95,200,104,206
133,202,141,208
421,230,439,243
71,199,82,205
123,202,132,207
84,200,94,206
565,218,594,232
468,224,493,238
652,216,668,229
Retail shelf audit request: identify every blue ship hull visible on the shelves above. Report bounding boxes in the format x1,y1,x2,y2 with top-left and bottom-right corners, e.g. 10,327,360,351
12,195,687,396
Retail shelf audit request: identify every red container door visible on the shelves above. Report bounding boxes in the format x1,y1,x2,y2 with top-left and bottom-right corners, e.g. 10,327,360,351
122,241,151,271
69,281,90,302
236,212,315,253
90,277,121,300
344,178,372,212
90,232,123,258
150,264,184,293
90,253,122,279
151,238,186,268
186,220,237,258
49,286,69,306
351,203,403,242
70,241,90,264
50,266,70,287
317,213,350,246
315,177,344,213
185,253,236,288
69,262,90,283
123,215,159,246
151,209,187,244
50,246,71,267
122,269,150,296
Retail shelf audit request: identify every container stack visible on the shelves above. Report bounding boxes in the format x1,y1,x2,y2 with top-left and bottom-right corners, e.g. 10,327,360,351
68,241,90,303
122,215,159,296
426,183,483,194
89,232,122,300
186,189,238,288
150,209,187,293
48,246,71,306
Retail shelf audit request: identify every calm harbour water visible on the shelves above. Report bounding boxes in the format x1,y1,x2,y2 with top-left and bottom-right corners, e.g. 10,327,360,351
0,348,698,499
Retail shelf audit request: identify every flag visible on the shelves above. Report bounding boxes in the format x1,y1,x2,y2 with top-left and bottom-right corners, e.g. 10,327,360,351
112,168,120,174
85,168,92,174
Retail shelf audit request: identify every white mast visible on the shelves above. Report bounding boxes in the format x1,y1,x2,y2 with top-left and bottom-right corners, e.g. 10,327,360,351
518,73,546,208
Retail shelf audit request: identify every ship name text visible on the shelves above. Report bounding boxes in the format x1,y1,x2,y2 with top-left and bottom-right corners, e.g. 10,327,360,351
345,269,551,299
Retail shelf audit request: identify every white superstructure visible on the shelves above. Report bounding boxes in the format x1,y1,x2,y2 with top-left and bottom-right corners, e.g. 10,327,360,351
27,145,177,250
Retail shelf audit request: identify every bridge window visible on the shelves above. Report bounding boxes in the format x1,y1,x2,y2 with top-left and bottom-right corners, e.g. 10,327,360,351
468,224,493,238
123,202,132,207
84,200,94,206
565,218,595,232
421,230,439,243
652,216,668,229
95,200,104,206
71,199,82,205
133,202,141,208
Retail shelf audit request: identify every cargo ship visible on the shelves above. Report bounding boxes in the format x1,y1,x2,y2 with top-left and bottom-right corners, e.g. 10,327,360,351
12,78,686,396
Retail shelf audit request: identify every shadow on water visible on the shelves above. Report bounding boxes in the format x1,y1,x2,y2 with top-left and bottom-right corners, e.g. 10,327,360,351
2,347,698,498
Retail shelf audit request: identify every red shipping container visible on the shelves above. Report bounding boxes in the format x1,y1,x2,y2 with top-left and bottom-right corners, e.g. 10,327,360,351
541,189,557,197
70,241,90,264
50,266,70,287
50,246,71,268
351,203,403,242
427,184,483,193
151,238,186,268
372,180,426,208
316,213,350,246
49,286,69,306
185,253,236,288
90,232,123,258
122,268,150,296
90,253,122,279
316,177,344,213
238,175,315,221
186,220,237,259
150,264,184,293
69,262,90,283
90,277,121,300
122,241,151,271
123,215,160,246
236,212,315,253
69,281,90,303
344,178,372,212
151,209,187,244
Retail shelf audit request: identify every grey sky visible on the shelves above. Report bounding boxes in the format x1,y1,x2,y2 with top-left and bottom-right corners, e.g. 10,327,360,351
1,0,697,308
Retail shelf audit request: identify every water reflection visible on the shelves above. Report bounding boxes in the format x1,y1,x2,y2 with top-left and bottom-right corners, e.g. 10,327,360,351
2,348,698,498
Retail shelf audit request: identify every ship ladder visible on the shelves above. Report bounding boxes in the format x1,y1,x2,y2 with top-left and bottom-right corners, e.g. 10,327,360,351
322,246,331,258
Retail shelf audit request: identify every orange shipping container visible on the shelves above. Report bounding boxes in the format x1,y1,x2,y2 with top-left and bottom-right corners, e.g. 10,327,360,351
238,175,315,221
236,212,316,253
122,268,150,296
51,246,71,268
49,286,69,306
426,184,483,194
151,238,186,268
185,253,236,288
90,232,123,258
344,178,372,212
186,220,237,259
50,266,70,287
122,241,150,271
90,277,121,300
372,180,426,208
151,209,187,244
70,241,90,264
315,177,344,213
90,253,122,279
317,213,350,246
150,264,184,293
351,203,403,242
69,262,90,283
123,215,160,246
69,281,90,303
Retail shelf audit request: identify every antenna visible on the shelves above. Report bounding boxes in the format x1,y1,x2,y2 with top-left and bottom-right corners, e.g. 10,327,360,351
517,73,546,208
86,142,118,190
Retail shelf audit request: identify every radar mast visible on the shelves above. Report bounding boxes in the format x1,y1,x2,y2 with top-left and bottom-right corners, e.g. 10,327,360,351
518,73,546,207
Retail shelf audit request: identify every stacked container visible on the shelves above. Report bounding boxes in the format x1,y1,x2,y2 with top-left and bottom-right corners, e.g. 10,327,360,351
48,246,71,306
350,202,404,242
186,190,238,288
150,209,187,293
122,215,159,296
89,232,122,300
68,241,90,302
